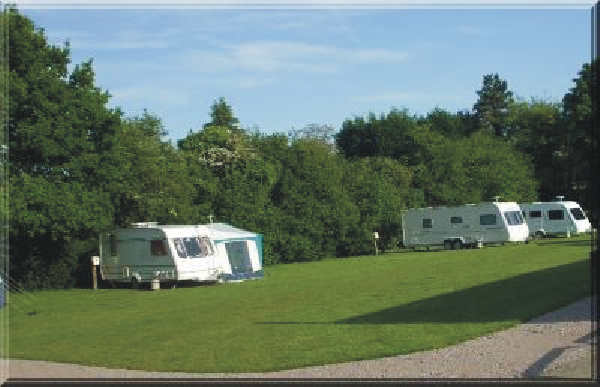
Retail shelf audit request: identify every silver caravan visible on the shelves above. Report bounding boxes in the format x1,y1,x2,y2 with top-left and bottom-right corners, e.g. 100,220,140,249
99,222,263,287
402,201,529,249
519,196,592,237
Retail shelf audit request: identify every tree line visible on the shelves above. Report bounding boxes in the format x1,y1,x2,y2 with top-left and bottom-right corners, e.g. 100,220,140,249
4,9,597,288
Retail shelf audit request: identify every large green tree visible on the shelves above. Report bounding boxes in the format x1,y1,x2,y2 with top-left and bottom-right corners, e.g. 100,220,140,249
7,9,123,288
343,157,415,254
473,73,514,137
419,108,478,137
203,97,240,129
560,60,596,218
271,138,360,262
507,99,563,201
113,112,197,226
335,108,425,165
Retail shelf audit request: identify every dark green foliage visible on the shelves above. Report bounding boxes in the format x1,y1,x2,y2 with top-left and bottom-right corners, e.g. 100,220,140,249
342,157,415,254
336,107,538,207
560,60,597,221
508,100,563,201
7,9,122,289
271,139,360,261
336,109,424,165
113,112,197,226
204,97,239,129
416,131,538,205
473,73,514,137
420,108,477,137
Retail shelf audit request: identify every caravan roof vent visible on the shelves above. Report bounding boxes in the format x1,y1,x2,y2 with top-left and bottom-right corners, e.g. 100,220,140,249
554,195,565,202
131,222,159,228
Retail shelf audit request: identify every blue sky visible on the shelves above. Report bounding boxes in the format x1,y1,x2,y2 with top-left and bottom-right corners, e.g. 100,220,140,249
23,7,591,141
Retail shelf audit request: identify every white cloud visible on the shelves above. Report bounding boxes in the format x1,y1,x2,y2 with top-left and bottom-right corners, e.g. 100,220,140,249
182,40,409,74
110,85,191,106
45,27,182,50
354,48,409,62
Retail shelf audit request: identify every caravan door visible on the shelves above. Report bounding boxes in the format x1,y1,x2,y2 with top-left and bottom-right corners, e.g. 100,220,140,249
478,211,507,243
545,207,569,235
225,241,254,275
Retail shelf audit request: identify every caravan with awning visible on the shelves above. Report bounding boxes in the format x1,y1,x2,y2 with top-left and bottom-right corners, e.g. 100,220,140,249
98,222,263,288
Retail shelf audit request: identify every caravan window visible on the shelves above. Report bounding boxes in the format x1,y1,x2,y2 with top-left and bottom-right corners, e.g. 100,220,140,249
172,237,214,258
480,214,497,226
570,208,587,220
173,239,186,258
450,216,463,224
199,237,214,256
504,211,524,226
422,219,432,229
151,240,168,256
548,210,564,220
529,210,542,218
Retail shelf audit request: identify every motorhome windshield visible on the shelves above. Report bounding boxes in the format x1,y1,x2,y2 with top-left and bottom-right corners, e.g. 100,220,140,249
570,207,587,220
173,237,214,258
504,211,524,226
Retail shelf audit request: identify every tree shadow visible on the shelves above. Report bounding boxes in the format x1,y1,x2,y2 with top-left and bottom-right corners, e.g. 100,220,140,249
257,259,591,326
536,240,592,247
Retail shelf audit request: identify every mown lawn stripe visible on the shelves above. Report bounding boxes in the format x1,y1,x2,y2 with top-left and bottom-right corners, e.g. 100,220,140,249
3,235,591,373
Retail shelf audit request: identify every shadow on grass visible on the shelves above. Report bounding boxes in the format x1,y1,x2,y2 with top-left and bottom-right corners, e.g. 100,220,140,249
98,279,219,291
257,259,590,325
536,240,592,247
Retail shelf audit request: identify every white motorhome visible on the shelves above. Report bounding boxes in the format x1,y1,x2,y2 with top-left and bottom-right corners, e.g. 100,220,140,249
99,222,263,287
402,201,529,249
519,196,592,237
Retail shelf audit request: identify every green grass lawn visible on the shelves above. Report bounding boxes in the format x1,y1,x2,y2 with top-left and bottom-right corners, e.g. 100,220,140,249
2,235,592,373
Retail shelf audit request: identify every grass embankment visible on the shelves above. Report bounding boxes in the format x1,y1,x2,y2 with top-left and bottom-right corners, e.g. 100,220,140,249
3,235,592,373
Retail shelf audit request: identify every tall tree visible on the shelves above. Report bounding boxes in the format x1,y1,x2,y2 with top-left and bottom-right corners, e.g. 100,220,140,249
6,9,123,288
507,99,562,201
114,112,197,226
335,108,424,164
473,73,514,137
561,60,597,221
204,97,239,129
271,138,360,262
342,157,414,254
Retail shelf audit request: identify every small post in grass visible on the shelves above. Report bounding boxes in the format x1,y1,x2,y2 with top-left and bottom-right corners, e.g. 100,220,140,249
373,232,379,255
91,256,100,290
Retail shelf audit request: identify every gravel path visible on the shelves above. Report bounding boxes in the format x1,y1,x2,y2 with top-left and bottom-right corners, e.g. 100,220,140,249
1,297,595,380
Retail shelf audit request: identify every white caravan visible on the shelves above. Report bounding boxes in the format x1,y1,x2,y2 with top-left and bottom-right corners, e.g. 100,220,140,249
99,222,263,287
519,196,592,237
402,201,529,249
